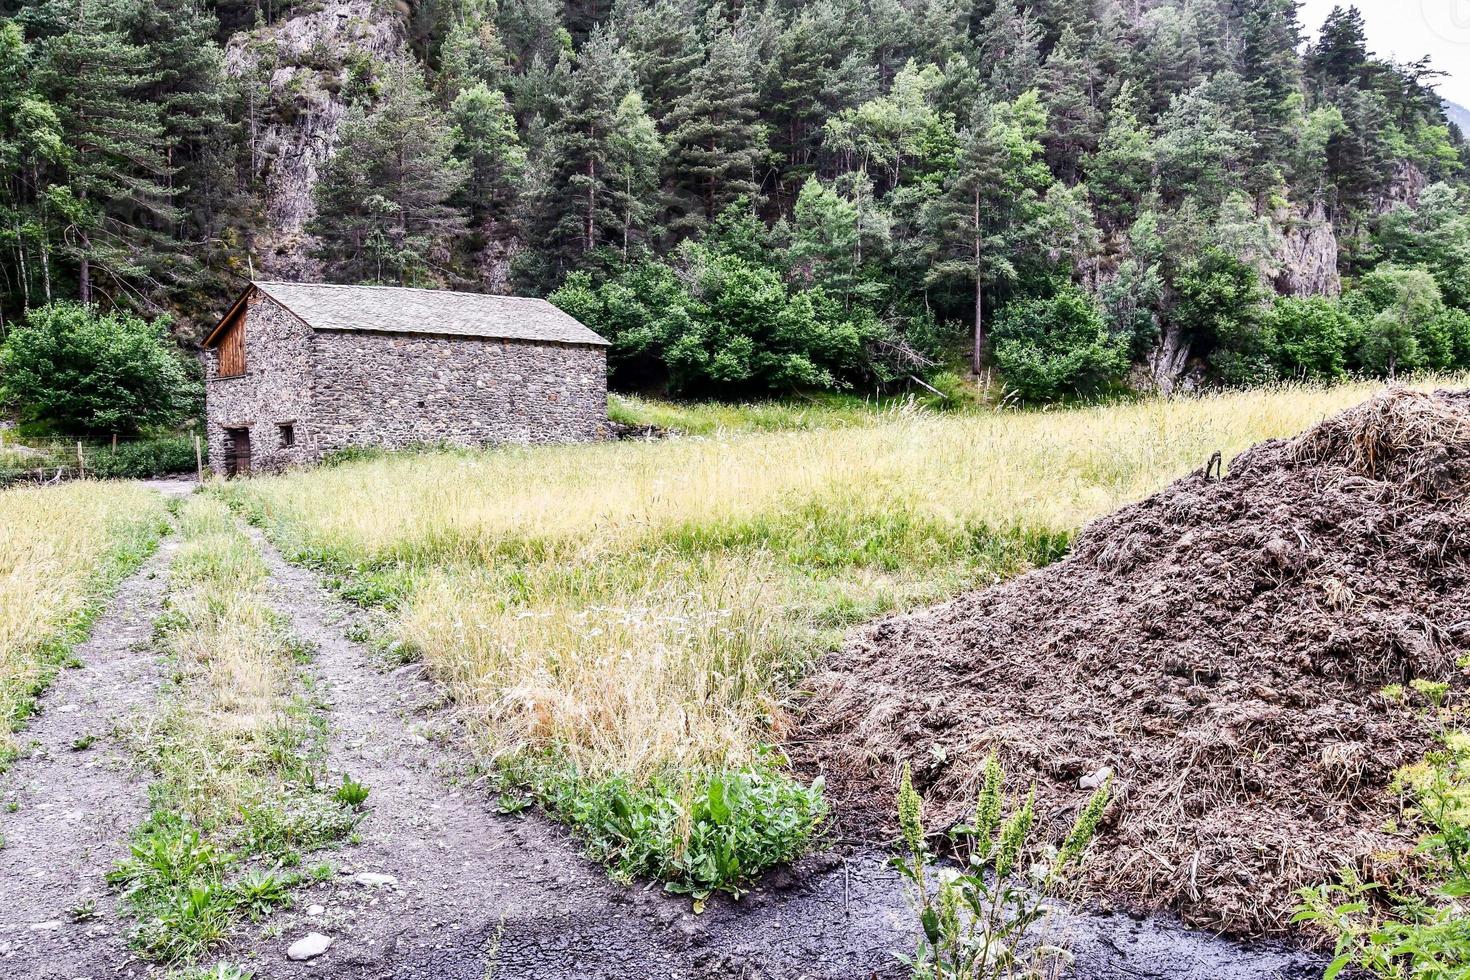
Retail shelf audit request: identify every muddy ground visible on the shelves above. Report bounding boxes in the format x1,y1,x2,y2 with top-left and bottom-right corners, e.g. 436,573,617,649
0,483,1325,978
797,389,1470,937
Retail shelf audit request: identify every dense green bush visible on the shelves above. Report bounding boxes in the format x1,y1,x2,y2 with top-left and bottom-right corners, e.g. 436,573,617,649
550,202,951,398
553,251,909,397
0,303,200,435
991,288,1129,401
1351,265,1447,376
1268,296,1354,381
86,436,197,479
503,753,827,902
1172,249,1274,386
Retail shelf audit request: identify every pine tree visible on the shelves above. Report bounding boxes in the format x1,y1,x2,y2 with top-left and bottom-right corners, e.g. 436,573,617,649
127,0,234,303
789,175,862,301
1308,5,1372,88
764,0,875,201
30,0,176,306
312,59,469,284
520,27,646,266
922,90,1052,371
0,20,64,319
975,0,1042,101
618,0,701,129
1084,82,1153,228
661,18,766,237
1236,0,1303,197
439,0,512,99
451,81,525,225
1152,75,1256,209
1039,25,1102,183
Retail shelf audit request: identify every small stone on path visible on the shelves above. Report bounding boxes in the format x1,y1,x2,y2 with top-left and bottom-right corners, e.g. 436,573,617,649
287,933,332,961
353,872,398,888
307,904,325,916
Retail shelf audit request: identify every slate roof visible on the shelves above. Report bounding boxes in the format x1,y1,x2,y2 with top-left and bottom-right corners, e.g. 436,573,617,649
251,281,609,346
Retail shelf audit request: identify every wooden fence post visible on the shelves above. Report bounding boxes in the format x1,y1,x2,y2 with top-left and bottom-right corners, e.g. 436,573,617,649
76,441,85,480
111,432,118,454
195,434,204,484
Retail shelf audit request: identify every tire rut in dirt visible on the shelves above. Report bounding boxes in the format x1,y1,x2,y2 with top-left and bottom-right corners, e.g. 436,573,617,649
0,538,178,979
222,528,1324,980
220,528,919,979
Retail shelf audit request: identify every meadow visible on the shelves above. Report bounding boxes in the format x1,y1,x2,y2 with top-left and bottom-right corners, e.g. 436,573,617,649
0,480,168,761
216,379,1454,889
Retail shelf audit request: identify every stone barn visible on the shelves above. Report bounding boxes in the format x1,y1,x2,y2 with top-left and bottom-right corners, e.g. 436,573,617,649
203,281,609,475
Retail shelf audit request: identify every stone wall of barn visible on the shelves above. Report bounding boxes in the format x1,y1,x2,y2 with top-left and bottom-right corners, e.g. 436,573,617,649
308,331,608,456
205,297,316,475
207,297,609,475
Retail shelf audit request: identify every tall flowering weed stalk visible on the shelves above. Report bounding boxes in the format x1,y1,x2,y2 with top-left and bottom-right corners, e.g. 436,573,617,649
893,756,1110,980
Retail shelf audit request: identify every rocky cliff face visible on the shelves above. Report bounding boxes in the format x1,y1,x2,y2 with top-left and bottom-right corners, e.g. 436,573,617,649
1272,199,1341,298
226,1,410,279
1376,160,1429,214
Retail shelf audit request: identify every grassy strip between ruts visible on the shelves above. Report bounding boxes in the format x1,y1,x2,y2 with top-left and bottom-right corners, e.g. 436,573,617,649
109,497,365,965
0,480,169,764
217,379,1467,899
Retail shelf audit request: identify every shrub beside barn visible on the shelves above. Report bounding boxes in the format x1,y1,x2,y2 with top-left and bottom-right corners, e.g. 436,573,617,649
203,282,609,475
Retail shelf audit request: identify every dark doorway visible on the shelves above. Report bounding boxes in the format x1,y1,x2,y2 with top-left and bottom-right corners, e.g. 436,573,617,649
225,427,251,477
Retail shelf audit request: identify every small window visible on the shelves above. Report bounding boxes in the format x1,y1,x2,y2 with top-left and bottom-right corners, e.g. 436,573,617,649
278,423,295,448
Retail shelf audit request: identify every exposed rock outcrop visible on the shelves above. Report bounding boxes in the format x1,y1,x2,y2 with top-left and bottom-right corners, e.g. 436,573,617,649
1273,199,1341,298
225,1,410,279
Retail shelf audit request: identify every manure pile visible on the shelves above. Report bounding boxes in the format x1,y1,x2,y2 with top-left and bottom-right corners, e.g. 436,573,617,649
797,388,1470,936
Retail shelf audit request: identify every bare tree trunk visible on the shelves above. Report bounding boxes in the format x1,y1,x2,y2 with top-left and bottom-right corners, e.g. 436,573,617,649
78,240,91,304
972,279,985,375
76,186,91,304
971,187,985,375
14,221,29,309
586,142,596,255
622,171,631,262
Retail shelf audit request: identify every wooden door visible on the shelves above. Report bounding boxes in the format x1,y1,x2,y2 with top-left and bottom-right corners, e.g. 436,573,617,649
226,428,251,477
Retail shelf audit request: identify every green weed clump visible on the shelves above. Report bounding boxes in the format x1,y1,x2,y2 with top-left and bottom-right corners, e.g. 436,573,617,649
112,497,360,964
894,757,1110,979
501,752,826,905
1295,729,1470,980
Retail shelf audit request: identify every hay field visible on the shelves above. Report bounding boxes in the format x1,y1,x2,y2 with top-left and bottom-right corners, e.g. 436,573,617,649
219,380,1455,785
0,481,168,758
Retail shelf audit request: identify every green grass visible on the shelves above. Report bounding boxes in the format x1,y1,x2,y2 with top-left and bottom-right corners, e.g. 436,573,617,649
497,750,826,904
111,497,359,964
0,481,169,763
606,383,966,435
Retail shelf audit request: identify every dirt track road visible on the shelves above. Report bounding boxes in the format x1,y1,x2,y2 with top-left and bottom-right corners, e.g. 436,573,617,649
0,483,1325,979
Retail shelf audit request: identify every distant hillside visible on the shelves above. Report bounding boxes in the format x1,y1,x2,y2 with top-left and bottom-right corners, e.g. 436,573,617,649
1447,100,1470,134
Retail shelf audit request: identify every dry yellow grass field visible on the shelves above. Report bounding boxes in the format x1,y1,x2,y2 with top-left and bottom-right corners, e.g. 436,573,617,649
0,480,168,759
220,379,1461,784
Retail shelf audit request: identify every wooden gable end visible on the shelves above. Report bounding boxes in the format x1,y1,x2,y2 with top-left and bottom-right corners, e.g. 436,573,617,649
206,285,257,378
216,318,246,377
